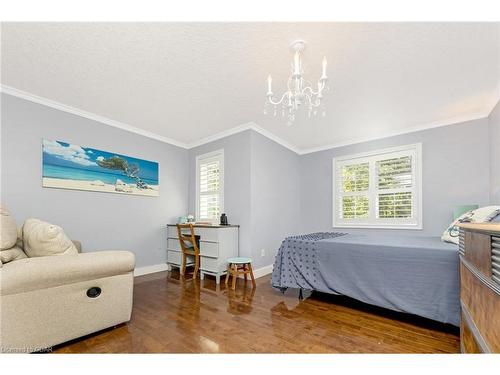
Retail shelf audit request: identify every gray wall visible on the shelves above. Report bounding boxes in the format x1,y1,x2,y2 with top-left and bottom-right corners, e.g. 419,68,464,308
2,93,495,271
299,118,491,236
489,100,500,204
1,94,189,268
249,131,300,268
187,129,300,269
188,130,252,259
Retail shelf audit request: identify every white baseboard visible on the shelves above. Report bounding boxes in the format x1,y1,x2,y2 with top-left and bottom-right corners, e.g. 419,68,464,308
134,263,274,279
238,263,274,279
134,263,169,277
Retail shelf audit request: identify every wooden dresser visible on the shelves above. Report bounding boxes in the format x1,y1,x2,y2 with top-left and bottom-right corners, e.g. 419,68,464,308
458,223,500,353
166,224,239,284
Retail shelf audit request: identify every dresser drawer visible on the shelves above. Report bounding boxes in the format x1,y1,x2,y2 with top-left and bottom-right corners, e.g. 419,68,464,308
199,241,218,258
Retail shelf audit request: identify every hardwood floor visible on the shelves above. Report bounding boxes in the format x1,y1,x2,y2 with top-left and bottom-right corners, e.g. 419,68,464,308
54,270,460,353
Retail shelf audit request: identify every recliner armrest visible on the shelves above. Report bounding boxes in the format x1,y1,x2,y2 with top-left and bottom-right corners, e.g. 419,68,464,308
0,250,135,296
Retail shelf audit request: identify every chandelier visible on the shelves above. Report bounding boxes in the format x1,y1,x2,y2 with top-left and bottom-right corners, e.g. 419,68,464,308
264,40,328,126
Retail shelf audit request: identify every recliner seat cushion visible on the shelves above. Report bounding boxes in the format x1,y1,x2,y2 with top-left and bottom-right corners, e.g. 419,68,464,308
22,218,78,257
1,250,135,296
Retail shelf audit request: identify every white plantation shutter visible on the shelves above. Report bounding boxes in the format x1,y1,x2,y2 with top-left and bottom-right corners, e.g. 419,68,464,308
196,150,224,221
336,162,370,220
376,156,413,219
333,144,422,229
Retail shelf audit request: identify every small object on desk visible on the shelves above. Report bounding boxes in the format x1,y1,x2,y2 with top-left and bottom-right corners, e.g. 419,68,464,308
220,213,228,226
186,215,195,223
177,216,188,224
225,257,256,290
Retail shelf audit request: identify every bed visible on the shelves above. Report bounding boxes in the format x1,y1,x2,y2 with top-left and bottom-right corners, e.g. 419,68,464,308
271,232,460,326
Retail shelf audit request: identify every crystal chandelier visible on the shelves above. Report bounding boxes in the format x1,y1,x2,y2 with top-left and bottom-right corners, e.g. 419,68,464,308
264,40,328,126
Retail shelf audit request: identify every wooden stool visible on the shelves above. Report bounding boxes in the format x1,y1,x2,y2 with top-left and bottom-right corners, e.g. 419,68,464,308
225,257,256,290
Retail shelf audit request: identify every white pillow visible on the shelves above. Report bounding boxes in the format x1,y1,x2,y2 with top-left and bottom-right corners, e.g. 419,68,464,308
23,218,78,257
442,205,500,244
0,206,18,250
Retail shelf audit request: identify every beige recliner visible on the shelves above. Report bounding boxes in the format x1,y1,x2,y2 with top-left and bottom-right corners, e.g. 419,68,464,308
0,210,135,353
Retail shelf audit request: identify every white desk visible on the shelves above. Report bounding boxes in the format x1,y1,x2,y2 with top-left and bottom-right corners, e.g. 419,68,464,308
166,224,239,284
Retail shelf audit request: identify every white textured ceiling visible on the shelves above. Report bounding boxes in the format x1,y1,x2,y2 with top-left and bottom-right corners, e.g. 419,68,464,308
2,22,499,151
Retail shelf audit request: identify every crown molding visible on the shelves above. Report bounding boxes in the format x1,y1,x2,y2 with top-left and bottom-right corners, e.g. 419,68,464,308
186,122,255,149
297,111,490,155
0,85,189,149
185,121,301,154
1,84,494,156
248,123,301,154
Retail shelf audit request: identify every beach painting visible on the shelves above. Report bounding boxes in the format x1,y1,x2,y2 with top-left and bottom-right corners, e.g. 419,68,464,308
42,139,159,197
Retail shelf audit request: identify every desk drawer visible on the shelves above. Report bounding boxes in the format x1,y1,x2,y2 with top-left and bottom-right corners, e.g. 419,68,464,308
167,250,194,265
167,238,181,252
167,226,219,242
201,256,225,273
199,241,218,258
167,226,179,238
195,228,219,242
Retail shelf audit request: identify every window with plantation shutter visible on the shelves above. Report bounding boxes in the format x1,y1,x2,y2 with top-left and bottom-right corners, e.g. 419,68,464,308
196,150,224,222
333,144,422,229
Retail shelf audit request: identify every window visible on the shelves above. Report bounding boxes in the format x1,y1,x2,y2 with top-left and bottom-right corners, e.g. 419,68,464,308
196,149,224,222
333,144,422,229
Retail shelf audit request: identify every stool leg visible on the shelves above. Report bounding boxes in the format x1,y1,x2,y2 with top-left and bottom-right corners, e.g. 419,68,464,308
244,264,248,281
231,264,237,290
248,263,256,288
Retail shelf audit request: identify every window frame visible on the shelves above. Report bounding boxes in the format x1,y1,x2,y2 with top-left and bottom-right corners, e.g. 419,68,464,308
195,149,224,223
332,143,423,230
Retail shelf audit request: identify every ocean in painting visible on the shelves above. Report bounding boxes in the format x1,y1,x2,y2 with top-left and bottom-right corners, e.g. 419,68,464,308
42,139,159,197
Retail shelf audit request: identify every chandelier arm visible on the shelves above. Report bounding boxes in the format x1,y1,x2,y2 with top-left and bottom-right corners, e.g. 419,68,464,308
301,86,317,96
268,92,289,106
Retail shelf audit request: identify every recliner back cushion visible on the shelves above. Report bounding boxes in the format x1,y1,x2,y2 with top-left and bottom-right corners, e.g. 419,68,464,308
0,206,18,250
23,218,78,257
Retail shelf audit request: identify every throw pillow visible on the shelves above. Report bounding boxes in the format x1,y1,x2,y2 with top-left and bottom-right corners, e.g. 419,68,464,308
442,205,500,244
0,205,18,250
23,218,78,257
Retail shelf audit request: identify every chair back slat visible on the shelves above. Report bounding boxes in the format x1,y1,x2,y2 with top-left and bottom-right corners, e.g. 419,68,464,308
176,224,199,255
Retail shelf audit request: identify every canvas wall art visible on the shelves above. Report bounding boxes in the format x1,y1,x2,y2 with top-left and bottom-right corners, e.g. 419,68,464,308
42,139,159,196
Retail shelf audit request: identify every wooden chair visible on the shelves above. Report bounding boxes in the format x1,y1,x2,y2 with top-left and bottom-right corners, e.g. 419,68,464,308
225,257,256,290
176,224,200,279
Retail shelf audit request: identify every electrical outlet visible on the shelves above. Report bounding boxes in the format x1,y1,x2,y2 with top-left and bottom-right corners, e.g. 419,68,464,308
261,248,265,257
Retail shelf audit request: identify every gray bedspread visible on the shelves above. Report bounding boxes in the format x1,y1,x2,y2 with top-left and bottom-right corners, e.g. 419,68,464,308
271,232,460,326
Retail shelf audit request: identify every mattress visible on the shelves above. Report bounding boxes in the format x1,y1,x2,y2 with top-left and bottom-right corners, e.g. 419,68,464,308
271,233,460,326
